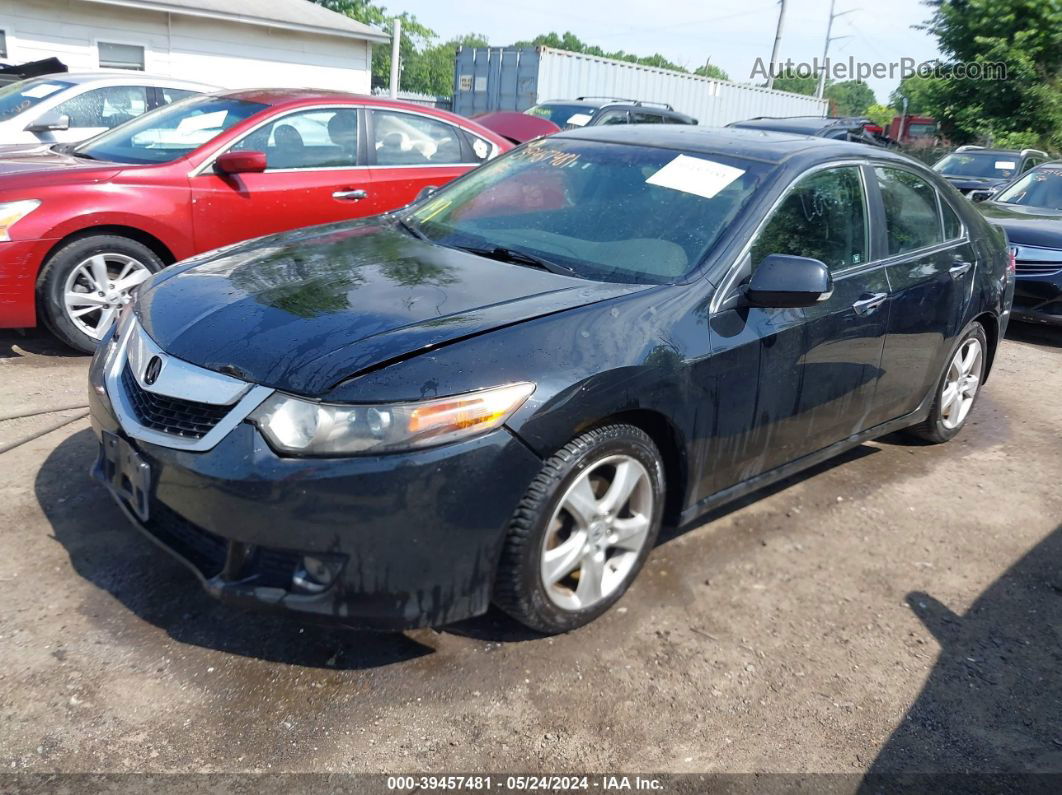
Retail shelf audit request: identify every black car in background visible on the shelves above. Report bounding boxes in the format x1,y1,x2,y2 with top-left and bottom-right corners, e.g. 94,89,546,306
933,146,1049,195
727,116,887,147
525,96,697,128
89,128,1011,634
977,163,1062,326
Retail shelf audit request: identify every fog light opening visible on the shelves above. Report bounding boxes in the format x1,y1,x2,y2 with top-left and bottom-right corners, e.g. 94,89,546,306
292,555,343,594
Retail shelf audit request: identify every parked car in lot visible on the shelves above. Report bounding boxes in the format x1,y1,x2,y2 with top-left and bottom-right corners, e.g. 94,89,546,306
0,89,511,351
525,97,697,128
976,163,1062,325
0,72,214,145
88,127,1012,633
933,145,1049,196
727,116,886,147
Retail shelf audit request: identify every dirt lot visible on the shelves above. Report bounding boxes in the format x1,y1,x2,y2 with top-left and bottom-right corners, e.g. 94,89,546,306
0,324,1059,781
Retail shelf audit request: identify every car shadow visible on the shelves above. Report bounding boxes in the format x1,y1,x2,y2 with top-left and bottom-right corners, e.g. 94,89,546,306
0,328,83,359
37,428,434,670
860,525,1062,787
1005,321,1062,349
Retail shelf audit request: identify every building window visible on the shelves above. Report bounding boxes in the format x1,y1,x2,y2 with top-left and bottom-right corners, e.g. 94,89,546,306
98,42,144,71
0,30,7,60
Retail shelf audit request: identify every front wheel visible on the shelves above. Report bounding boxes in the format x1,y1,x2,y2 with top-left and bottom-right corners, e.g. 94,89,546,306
906,322,988,443
38,235,163,354
493,424,665,634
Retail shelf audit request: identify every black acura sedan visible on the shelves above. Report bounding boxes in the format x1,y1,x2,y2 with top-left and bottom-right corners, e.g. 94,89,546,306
976,163,1062,326
88,127,1013,634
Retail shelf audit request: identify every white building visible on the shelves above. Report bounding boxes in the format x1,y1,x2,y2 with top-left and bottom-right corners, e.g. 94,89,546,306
1,0,388,93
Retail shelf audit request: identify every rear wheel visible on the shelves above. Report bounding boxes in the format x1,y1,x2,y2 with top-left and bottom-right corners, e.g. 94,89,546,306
38,235,162,353
493,424,665,634
907,322,988,443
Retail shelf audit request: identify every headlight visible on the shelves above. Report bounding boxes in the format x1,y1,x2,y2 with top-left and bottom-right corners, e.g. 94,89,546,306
0,200,41,241
250,382,535,455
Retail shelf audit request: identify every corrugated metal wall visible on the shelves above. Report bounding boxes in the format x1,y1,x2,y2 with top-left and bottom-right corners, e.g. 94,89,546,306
453,46,827,124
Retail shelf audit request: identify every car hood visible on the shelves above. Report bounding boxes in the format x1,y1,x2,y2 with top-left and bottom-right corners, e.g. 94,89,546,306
137,221,648,396
978,202,1062,248
0,143,122,184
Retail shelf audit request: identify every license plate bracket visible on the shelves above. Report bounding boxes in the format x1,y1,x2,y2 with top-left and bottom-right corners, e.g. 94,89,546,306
100,431,151,522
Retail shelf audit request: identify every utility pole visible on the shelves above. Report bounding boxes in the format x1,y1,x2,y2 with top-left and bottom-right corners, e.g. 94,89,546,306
766,0,787,90
389,17,401,98
816,0,854,99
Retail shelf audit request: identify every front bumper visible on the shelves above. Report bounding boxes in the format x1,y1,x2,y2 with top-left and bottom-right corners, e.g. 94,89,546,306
0,238,52,328
1012,270,1062,326
88,343,542,630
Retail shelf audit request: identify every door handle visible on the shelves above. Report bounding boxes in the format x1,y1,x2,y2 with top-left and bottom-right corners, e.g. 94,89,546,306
332,189,368,201
852,292,887,315
949,260,973,277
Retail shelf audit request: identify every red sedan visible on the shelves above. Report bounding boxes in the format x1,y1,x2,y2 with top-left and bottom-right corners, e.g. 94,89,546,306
0,89,512,351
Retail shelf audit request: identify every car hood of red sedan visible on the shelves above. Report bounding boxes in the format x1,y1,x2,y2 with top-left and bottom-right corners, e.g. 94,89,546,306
136,219,647,396
0,144,122,185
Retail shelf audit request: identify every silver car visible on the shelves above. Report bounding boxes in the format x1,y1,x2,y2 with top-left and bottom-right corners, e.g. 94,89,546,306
0,72,215,146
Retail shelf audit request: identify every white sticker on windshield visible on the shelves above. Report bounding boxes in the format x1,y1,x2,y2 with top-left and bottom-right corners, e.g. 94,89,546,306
22,83,65,99
566,113,592,127
994,160,1017,170
646,154,745,199
177,110,227,133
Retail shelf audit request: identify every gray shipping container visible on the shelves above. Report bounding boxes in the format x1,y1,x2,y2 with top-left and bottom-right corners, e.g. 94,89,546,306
452,46,828,124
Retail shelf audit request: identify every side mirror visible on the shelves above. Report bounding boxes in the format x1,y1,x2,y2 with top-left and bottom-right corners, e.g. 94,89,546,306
968,188,996,203
745,254,833,308
415,185,439,202
215,150,267,175
25,112,70,133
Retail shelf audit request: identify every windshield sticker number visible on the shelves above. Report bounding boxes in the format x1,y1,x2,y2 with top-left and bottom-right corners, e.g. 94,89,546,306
514,145,581,169
23,83,65,99
646,155,746,200
994,160,1017,170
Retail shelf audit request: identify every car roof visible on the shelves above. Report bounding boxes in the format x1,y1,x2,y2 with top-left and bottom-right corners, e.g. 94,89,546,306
728,116,854,134
28,72,216,90
555,124,916,166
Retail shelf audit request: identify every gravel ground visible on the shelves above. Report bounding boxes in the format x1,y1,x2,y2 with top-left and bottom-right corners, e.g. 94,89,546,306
0,323,1059,780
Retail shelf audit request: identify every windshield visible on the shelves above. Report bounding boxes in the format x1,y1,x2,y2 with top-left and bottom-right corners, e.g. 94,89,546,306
526,104,595,128
74,95,267,164
408,138,767,284
934,152,1021,180
994,166,1062,210
0,77,74,121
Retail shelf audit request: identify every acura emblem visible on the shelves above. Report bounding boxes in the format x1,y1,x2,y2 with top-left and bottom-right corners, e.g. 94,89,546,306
143,355,163,386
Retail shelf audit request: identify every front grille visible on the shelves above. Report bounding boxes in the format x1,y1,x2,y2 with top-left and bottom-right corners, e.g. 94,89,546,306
145,499,302,588
121,364,233,439
1015,262,1062,277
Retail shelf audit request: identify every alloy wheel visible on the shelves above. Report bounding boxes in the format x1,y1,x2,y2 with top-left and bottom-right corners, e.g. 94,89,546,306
940,336,983,430
63,253,151,340
540,454,654,611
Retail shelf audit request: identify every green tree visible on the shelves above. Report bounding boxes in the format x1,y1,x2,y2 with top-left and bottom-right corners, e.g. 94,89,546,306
512,31,691,73
770,68,818,96
888,74,939,114
694,63,730,81
918,0,1062,148
865,103,895,127
311,0,435,89
405,34,489,96
825,80,876,116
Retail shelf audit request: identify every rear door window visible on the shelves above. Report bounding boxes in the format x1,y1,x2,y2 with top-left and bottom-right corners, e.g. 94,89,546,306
630,112,665,124
372,109,466,165
875,167,944,255
940,196,963,240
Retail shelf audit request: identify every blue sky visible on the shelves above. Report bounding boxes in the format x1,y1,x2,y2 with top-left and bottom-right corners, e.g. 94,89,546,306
390,0,941,104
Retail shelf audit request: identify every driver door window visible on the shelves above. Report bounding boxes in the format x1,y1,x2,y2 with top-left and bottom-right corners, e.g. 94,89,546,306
230,108,359,170
750,166,868,271
51,86,150,139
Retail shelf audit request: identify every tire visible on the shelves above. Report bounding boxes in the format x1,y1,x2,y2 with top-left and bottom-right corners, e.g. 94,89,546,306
37,235,163,354
493,424,665,634
906,322,989,444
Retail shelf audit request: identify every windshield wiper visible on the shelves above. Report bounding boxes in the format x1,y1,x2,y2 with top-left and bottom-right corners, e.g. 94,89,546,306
453,244,577,276
395,215,431,242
